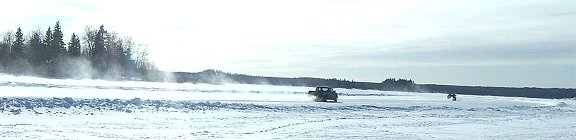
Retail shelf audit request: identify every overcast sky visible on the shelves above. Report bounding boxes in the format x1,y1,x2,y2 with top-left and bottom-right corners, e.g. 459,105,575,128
1,0,575,88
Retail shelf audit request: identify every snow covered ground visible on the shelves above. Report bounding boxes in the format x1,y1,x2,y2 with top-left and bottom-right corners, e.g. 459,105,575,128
1,74,575,139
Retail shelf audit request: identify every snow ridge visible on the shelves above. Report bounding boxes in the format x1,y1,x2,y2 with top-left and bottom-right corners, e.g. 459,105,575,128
1,97,572,116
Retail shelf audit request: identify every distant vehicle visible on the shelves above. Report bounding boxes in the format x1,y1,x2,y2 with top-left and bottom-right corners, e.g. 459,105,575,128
308,86,338,102
447,93,457,101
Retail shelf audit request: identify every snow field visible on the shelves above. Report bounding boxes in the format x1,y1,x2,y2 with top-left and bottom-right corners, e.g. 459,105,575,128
1,74,576,139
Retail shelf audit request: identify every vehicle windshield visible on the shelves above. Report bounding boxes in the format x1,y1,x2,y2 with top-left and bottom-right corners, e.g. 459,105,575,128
317,87,330,91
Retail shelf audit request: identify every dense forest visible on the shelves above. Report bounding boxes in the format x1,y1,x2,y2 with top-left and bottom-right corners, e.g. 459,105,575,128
0,21,157,80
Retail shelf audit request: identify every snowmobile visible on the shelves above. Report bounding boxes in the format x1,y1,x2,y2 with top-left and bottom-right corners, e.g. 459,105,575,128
447,93,457,101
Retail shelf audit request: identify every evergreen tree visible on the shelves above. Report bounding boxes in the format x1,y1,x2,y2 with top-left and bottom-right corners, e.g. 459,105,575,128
49,21,65,62
10,27,25,59
42,27,53,64
68,33,81,57
28,30,44,65
91,25,108,76
42,26,57,76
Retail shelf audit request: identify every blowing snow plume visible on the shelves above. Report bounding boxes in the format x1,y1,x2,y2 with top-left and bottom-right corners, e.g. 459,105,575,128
0,74,312,102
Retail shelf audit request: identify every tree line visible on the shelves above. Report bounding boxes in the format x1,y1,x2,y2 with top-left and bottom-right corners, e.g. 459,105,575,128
171,69,575,99
381,78,418,92
0,21,156,80
171,69,418,91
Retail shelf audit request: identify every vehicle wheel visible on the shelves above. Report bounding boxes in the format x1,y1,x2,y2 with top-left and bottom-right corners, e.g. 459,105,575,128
322,97,327,102
334,99,337,102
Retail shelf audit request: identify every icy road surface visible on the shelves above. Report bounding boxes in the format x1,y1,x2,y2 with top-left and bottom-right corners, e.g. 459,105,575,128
1,74,575,139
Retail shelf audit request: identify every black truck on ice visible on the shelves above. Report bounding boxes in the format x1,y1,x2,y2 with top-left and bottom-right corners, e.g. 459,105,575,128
308,86,338,102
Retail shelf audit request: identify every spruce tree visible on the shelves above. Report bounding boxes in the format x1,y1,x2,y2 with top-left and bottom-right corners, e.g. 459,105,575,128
91,25,108,75
50,21,65,61
28,31,43,65
42,27,53,64
10,27,25,59
68,33,81,57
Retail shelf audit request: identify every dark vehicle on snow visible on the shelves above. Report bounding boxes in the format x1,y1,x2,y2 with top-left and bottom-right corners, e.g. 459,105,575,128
447,93,457,101
308,86,338,102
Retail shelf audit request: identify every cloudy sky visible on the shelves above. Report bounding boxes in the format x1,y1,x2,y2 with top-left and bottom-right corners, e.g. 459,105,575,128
1,0,575,88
